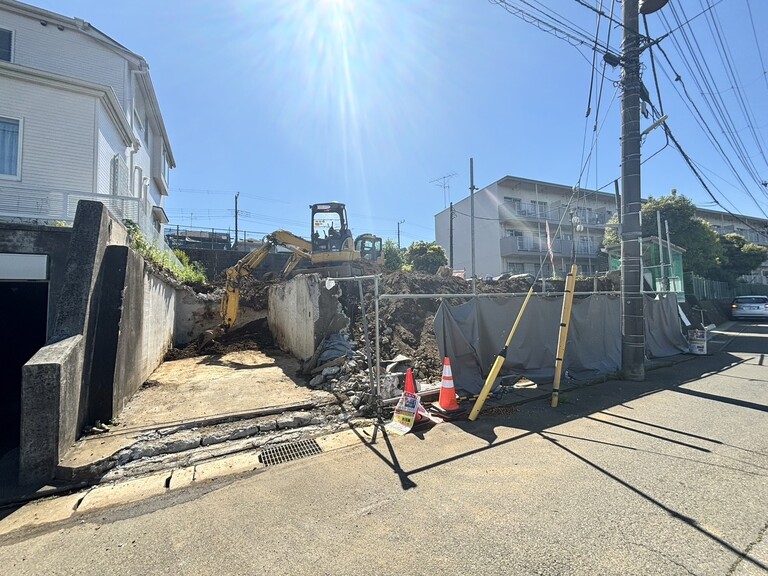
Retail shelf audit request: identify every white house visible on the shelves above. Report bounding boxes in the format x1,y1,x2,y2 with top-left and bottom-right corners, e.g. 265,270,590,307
435,175,768,282
0,0,175,244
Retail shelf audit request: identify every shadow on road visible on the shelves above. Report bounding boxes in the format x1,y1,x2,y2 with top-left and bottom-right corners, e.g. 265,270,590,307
349,321,768,571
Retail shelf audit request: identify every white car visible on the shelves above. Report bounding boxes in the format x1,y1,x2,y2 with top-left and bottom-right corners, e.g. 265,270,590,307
730,295,768,320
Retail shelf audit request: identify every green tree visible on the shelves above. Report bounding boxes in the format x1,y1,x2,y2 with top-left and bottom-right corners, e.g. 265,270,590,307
712,233,768,284
404,241,447,274
382,239,403,271
602,192,723,278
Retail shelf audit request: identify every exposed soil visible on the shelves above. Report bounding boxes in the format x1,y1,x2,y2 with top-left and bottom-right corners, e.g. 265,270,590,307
165,269,622,402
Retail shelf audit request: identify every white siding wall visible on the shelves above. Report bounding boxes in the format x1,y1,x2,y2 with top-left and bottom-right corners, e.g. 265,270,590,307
96,100,127,196
0,75,95,193
443,185,503,277
0,10,128,109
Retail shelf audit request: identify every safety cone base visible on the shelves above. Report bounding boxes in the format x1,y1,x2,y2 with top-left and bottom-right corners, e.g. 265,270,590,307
428,403,467,421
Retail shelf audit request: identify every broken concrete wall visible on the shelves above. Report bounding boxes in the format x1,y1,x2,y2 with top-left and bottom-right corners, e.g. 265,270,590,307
173,288,221,347
267,274,349,360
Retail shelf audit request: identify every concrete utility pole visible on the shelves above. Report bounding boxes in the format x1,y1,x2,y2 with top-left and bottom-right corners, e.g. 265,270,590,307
620,0,645,381
469,158,477,293
397,220,405,250
233,192,239,249
449,202,455,268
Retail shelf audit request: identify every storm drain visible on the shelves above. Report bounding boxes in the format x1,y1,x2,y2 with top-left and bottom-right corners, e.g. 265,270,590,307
258,439,323,467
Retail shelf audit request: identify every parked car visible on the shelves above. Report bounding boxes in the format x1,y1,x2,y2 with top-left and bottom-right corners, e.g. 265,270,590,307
730,295,768,320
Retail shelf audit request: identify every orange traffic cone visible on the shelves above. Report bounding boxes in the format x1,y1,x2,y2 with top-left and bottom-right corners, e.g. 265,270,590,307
437,358,460,411
404,368,417,394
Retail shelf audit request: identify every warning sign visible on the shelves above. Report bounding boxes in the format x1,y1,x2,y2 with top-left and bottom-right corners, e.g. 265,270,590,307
385,391,420,435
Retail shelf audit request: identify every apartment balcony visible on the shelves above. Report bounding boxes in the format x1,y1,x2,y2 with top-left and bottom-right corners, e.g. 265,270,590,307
498,202,613,227
500,236,598,258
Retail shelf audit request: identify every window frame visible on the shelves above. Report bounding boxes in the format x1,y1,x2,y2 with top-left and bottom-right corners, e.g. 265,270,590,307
0,28,13,63
0,115,22,180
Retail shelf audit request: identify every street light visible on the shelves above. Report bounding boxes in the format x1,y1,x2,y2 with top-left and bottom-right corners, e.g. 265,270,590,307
570,210,583,270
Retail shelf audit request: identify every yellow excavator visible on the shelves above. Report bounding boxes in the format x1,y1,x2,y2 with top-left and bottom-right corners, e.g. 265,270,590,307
199,202,382,348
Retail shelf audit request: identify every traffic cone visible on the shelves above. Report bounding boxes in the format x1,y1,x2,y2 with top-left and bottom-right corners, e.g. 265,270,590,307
404,368,417,394
437,358,460,411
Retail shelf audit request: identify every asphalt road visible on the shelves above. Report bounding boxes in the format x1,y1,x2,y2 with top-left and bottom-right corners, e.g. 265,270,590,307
1,322,766,575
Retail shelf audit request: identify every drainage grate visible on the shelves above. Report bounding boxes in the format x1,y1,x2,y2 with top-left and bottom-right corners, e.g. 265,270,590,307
258,439,323,467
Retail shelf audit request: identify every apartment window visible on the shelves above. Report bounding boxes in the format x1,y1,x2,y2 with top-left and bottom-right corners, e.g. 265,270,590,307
504,197,522,214
0,117,21,178
0,29,12,62
507,262,525,274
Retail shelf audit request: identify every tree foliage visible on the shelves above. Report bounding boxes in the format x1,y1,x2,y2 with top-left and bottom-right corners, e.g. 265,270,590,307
601,192,727,278
712,233,768,284
404,241,447,274
382,238,403,271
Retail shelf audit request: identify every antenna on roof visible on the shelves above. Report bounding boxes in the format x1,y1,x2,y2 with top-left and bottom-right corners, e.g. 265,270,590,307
430,172,458,208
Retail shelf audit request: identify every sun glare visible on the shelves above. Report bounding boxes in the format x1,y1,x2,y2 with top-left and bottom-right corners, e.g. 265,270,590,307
235,0,445,200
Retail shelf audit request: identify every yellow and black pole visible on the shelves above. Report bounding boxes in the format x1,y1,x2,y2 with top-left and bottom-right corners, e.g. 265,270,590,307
468,285,536,421
551,264,578,408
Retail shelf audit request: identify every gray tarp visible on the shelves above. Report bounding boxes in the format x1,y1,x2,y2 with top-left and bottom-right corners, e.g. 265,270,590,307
434,293,688,395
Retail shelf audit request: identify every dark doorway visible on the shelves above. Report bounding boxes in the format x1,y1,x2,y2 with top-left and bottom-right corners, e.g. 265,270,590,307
0,282,48,458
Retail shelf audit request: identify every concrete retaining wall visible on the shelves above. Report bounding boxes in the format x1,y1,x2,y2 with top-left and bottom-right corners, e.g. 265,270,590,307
18,201,180,485
267,274,349,360
20,335,84,484
0,222,72,333
179,247,291,282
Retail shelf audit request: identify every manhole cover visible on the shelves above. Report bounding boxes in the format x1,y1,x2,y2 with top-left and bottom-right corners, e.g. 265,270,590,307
258,439,323,467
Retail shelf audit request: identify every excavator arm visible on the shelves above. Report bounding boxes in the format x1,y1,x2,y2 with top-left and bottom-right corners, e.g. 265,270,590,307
199,231,312,349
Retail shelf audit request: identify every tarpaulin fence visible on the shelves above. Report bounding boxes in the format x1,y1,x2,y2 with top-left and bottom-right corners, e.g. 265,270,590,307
434,293,688,395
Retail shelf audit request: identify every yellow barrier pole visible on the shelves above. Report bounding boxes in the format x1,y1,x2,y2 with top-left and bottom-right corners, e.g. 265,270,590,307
468,285,536,421
551,264,578,408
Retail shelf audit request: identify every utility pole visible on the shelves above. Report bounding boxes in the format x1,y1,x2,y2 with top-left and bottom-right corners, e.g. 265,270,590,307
469,158,477,293
620,0,645,381
233,192,239,250
397,220,405,250
449,202,455,268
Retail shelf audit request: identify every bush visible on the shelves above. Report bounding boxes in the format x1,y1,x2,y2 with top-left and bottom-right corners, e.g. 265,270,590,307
124,220,207,284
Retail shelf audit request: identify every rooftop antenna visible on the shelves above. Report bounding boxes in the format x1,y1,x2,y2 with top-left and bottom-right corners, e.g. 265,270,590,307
430,172,457,208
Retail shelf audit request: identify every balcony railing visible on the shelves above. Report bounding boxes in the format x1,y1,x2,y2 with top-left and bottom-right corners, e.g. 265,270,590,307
499,201,613,226
500,235,598,257
0,185,176,261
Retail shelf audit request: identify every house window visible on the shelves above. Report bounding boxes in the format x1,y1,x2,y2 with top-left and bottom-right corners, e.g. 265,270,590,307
0,29,12,62
0,117,21,178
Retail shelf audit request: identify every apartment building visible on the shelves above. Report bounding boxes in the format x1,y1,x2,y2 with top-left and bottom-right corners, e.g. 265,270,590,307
435,175,768,282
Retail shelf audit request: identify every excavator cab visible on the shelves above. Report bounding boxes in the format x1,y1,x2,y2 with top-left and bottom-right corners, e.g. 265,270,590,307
354,234,383,264
311,202,354,254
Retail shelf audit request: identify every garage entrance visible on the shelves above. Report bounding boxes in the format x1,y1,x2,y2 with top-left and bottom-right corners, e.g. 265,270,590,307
0,282,48,459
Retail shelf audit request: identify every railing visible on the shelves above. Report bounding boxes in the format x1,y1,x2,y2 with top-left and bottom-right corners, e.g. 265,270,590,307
0,185,177,262
685,272,768,301
498,201,612,226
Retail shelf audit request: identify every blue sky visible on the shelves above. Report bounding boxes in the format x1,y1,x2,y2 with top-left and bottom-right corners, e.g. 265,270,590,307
34,0,768,245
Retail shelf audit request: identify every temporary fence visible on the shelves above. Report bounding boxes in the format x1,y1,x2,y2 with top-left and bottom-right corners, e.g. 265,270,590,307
326,275,688,412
